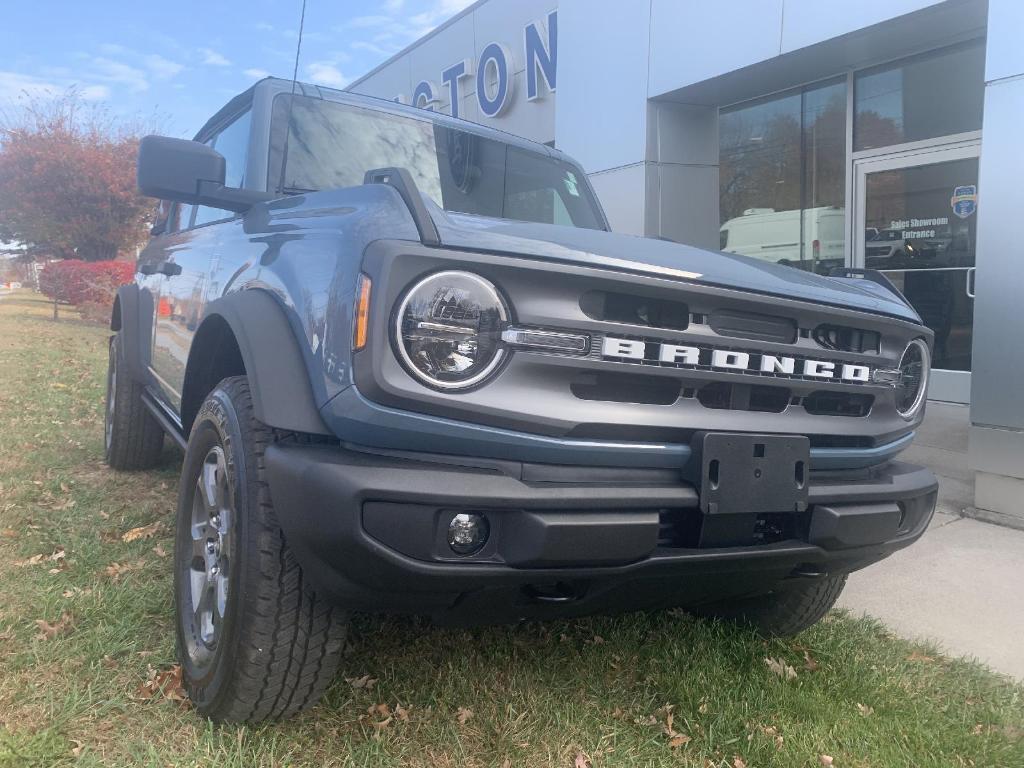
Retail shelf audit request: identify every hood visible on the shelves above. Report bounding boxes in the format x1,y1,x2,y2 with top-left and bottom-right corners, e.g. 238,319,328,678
433,212,922,324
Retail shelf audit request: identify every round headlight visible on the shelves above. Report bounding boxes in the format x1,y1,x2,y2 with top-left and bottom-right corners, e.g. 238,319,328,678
895,338,930,419
394,271,509,390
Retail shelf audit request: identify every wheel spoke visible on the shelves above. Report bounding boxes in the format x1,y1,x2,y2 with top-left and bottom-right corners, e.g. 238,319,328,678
215,557,229,619
200,458,219,513
189,565,207,617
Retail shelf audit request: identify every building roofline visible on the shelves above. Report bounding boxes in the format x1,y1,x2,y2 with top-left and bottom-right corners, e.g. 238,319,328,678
345,0,492,91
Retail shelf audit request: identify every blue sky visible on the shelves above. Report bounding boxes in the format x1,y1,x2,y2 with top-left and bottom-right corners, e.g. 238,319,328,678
0,0,474,137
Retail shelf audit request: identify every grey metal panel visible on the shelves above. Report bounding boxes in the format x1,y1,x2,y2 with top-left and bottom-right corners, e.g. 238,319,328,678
969,76,1024,429
927,370,971,404
555,0,650,172
781,0,942,54
587,163,646,236
648,0,784,97
654,0,987,106
650,163,720,251
969,425,1024,481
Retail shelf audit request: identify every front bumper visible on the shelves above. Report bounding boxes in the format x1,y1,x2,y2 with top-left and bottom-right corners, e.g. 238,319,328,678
266,443,937,624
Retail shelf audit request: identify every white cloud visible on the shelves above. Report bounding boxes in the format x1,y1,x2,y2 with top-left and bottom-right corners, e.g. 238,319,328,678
383,0,404,11
347,15,392,28
244,68,271,79
144,54,184,80
353,40,399,57
0,71,111,106
79,84,111,101
255,21,275,31
0,71,61,103
306,62,349,89
90,57,149,91
201,48,232,67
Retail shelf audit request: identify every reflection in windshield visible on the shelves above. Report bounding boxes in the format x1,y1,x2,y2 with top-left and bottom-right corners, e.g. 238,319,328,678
269,94,604,230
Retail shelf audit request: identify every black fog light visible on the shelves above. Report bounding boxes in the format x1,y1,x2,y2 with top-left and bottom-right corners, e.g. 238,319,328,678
447,513,489,555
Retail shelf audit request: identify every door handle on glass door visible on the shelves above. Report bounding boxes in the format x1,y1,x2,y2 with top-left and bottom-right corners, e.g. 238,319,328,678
966,267,976,299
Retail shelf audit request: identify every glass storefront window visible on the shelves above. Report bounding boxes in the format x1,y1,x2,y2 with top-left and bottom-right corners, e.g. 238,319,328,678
862,157,978,371
719,79,846,275
854,42,985,151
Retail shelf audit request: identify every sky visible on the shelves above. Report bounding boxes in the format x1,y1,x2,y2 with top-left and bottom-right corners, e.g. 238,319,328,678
0,0,475,137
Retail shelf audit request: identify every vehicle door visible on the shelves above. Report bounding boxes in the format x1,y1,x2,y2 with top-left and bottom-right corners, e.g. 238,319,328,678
149,109,253,414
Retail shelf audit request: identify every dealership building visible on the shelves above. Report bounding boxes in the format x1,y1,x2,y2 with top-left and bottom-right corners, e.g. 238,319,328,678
348,0,1024,526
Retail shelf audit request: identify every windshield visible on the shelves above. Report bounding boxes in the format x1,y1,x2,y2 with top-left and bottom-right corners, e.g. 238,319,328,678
268,94,605,230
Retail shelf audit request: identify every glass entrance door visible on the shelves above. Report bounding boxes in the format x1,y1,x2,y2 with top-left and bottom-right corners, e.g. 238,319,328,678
853,143,980,403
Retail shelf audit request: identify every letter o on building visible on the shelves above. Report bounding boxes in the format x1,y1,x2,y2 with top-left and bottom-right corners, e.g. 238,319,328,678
412,80,438,110
476,42,514,117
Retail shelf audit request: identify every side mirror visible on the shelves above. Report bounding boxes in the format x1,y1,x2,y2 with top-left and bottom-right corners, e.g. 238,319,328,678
137,135,273,213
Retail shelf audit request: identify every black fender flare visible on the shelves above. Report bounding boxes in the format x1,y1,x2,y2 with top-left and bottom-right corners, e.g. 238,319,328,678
110,283,151,381
191,290,331,436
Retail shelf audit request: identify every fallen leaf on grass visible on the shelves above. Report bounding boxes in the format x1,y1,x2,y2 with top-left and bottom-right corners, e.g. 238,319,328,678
456,706,474,724
733,757,747,768
395,703,410,722
14,553,46,567
104,560,145,580
573,752,592,768
345,674,377,690
35,612,74,640
765,657,797,680
122,521,163,543
152,544,168,558
136,664,187,702
802,650,820,671
1,528,17,539
668,735,691,748
359,703,393,731
819,755,834,766
856,703,874,717
907,650,935,663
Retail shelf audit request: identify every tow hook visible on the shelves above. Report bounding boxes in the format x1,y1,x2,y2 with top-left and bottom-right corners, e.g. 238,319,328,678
523,582,583,603
791,564,827,579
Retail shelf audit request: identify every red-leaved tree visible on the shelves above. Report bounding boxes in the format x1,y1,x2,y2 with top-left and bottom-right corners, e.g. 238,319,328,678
0,90,153,262
38,259,135,321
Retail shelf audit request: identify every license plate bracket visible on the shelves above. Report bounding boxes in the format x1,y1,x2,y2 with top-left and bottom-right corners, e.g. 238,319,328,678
692,433,810,515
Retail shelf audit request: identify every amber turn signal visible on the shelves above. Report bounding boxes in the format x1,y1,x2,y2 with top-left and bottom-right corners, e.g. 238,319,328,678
353,273,371,350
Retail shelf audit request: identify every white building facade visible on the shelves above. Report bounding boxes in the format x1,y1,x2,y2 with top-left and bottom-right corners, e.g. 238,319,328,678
348,0,1024,526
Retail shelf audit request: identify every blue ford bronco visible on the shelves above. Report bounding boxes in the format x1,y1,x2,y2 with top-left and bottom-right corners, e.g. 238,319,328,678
106,77,937,722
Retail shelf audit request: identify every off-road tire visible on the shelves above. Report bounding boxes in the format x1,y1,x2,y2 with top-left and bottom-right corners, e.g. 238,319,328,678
698,575,847,637
104,334,163,470
174,376,347,723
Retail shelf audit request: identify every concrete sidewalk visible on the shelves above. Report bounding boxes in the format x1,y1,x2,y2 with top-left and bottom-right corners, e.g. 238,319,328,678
838,401,1024,681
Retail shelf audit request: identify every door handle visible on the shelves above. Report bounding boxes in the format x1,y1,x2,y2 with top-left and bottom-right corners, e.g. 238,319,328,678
966,267,976,299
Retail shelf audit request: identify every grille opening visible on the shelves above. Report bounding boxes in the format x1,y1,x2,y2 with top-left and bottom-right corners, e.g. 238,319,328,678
657,510,804,549
657,509,702,548
696,382,791,413
580,291,689,331
708,309,797,344
571,372,681,405
814,324,881,353
803,390,874,417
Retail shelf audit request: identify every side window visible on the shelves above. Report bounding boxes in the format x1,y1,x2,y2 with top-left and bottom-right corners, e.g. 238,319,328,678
166,203,194,233
193,110,252,227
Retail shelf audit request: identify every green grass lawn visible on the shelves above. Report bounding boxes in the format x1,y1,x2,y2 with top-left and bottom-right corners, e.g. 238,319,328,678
0,290,1021,767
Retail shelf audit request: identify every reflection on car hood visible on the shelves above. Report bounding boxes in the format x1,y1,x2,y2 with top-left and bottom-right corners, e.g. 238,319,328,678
434,212,922,323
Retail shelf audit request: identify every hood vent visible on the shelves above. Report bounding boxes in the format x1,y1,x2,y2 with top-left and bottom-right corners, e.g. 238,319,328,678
580,291,689,331
708,309,797,344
